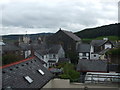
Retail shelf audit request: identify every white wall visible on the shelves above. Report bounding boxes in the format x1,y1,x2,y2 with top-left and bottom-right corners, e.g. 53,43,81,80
105,44,112,49
90,46,94,53
58,47,65,58
25,50,31,58
79,53,89,59
90,53,99,60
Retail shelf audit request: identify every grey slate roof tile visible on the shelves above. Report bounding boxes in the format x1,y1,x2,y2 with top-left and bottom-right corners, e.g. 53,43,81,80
2,43,19,52
77,44,91,52
2,57,53,89
77,59,107,72
61,30,81,41
58,58,70,63
90,40,106,46
35,44,62,55
90,40,115,47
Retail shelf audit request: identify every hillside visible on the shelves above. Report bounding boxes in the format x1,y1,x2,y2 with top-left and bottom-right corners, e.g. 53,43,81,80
2,33,53,42
75,23,119,39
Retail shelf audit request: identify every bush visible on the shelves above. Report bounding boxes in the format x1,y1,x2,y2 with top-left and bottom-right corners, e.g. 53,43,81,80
2,54,20,65
58,62,80,82
59,74,70,79
68,70,80,80
106,48,120,55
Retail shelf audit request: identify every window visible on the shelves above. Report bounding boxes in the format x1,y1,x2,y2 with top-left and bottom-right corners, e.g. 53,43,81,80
49,54,53,58
53,54,56,58
38,69,45,75
79,53,83,56
86,53,89,56
94,55,96,57
24,76,33,84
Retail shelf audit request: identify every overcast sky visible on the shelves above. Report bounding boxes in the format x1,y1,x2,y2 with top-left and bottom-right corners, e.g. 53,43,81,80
0,0,119,35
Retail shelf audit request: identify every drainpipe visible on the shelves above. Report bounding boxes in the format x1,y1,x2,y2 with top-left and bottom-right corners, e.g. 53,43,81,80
79,72,87,83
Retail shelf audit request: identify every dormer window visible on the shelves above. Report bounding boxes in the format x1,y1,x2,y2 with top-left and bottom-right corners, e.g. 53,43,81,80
24,76,33,84
38,69,45,75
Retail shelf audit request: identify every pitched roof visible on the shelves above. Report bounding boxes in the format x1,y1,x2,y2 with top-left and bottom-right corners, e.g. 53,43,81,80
77,44,91,52
1,57,53,89
90,40,106,46
48,44,62,54
77,59,107,72
19,43,31,50
2,43,20,52
108,64,120,72
99,48,110,55
35,44,63,55
58,58,70,63
61,30,81,41
90,40,114,47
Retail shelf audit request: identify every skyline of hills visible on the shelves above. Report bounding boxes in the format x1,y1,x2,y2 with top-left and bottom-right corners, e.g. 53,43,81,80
2,23,119,41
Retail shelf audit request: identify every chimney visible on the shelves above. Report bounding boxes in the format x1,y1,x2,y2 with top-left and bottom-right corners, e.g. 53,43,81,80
103,38,108,41
59,28,61,30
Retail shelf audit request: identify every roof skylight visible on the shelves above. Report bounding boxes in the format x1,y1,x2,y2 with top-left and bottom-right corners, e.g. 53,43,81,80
24,76,33,84
38,69,45,75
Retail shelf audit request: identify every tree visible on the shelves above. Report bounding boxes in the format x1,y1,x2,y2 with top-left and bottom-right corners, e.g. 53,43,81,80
2,54,21,65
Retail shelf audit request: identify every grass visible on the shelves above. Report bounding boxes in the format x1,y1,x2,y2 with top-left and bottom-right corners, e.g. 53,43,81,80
82,36,119,43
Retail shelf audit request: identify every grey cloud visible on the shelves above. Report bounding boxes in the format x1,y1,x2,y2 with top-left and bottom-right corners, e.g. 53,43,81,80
1,0,118,35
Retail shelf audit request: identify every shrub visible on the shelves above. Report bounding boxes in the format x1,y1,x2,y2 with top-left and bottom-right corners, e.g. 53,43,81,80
59,74,70,79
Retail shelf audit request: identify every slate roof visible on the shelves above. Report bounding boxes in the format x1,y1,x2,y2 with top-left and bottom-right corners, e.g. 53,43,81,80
108,64,120,72
77,44,91,52
58,58,70,63
90,40,114,47
90,40,106,46
48,44,62,54
77,59,107,72
35,44,62,55
36,57,47,65
2,43,20,52
1,57,53,89
30,42,42,50
19,43,31,50
99,48,110,55
61,30,81,41
35,49,48,56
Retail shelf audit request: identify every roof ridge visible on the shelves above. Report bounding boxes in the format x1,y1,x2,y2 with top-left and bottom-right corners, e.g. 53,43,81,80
0,56,35,69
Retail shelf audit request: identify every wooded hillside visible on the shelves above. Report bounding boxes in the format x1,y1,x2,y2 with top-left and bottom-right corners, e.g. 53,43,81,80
75,23,119,39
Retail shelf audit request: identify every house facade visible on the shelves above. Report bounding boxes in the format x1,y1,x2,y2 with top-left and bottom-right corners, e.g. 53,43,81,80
77,44,91,59
90,38,114,53
90,38,115,60
35,44,65,68
77,44,99,60
77,38,115,60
